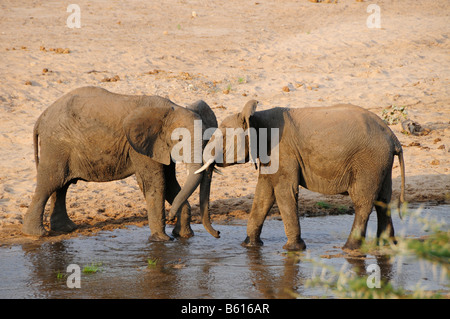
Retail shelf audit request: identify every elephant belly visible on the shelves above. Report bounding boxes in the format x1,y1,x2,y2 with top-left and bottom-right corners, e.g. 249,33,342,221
72,151,134,182
68,136,134,182
300,166,351,195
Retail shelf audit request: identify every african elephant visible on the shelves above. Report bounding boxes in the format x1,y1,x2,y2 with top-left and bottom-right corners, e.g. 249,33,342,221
196,101,405,251
22,86,220,241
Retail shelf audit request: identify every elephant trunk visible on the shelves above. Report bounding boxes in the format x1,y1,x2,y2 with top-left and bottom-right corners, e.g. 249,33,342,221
199,164,220,238
167,163,203,221
167,162,219,238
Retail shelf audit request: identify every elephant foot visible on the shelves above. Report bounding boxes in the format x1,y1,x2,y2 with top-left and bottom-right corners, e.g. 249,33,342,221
50,216,77,233
391,237,398,246
22,220,48,237
376,236,397,247
242,236,264,248
283,238,306,251
172,226,194,239
149,232,173,242
342,238,363,251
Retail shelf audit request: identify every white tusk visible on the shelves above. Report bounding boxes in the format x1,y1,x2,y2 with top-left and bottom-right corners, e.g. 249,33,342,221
194,158,215,174
246,119,258,169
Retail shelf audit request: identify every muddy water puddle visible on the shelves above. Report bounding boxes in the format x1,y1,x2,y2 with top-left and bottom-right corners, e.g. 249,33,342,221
0,204,448,298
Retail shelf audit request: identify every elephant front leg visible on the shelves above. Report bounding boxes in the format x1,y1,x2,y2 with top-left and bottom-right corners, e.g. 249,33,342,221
243,175,275,247
146,186,171,241
134,162,171,242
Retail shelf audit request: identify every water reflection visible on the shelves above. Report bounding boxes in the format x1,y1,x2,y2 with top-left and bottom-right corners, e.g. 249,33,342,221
345,254,393,281
1,205,448,298
19,241,74,298
139,241,188,299
246,248,302,298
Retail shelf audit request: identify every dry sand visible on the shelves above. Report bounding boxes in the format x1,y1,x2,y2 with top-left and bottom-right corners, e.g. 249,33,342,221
0,0,448,243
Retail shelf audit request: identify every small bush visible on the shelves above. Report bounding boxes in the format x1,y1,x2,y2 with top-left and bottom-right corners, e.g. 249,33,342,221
381,105,408,125
300,205,449,298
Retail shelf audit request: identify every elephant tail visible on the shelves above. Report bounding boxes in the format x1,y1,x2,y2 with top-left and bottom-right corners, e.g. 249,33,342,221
395,148,406,219
33,120,40,170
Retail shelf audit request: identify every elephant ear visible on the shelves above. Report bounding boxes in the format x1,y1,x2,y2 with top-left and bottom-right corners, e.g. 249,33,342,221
240,100,258,126
241,100,258,168
123,106,172,165
187,100,218,129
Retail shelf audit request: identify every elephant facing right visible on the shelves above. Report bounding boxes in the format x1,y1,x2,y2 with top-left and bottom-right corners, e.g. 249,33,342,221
196,101,406,251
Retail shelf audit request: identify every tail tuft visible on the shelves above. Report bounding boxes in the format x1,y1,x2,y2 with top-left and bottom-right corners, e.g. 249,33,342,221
396,149,406,219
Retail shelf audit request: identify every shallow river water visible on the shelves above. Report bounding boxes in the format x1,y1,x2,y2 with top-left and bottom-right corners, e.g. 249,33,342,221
0,204,448,299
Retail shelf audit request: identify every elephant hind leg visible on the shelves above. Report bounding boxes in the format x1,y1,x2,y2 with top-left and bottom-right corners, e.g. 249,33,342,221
273,179,306,251
50,182,77,233
23,167,69,236
344,183,378,251
375,174,396,245
23,188,52,236
343,200,375,251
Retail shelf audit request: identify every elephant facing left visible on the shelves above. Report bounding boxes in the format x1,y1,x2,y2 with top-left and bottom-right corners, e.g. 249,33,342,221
22,86,220,241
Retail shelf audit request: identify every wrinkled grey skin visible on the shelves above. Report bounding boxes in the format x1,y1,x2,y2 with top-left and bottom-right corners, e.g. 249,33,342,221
22,86,220,240
203,101,405,251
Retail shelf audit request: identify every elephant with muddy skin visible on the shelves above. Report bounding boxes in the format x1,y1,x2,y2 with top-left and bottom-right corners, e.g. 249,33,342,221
196,101,406,251
22,86,220,240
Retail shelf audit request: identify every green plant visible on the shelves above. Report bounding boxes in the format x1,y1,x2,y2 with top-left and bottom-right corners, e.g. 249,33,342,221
391,207,449,266
147,258,159,268
381,105,408,125
406,230,450,265
298,205,448,298
55,270,66,280
304,259,409,299
82,262,103,274
337,205,349,213
316,201,332,209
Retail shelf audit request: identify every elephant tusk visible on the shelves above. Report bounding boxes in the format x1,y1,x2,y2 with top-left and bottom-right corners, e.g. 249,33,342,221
194,158,215,174
213,167,223,175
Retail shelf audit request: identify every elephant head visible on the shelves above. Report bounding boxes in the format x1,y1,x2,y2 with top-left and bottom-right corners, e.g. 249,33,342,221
195,99,280,175
123,96,220,238
196,100,259,171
